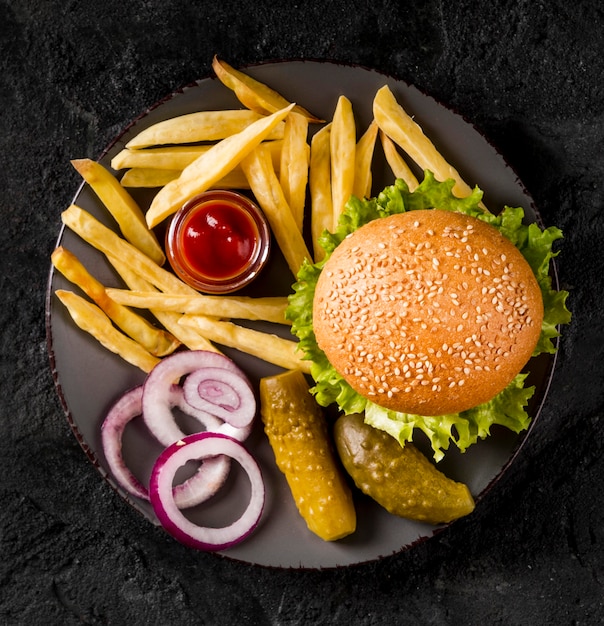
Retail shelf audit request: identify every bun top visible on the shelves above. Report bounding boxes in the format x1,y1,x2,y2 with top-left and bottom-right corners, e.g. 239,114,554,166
312,209,544,416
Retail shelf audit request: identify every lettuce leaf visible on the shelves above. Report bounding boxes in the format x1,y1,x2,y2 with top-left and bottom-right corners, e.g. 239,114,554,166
287,172,571,461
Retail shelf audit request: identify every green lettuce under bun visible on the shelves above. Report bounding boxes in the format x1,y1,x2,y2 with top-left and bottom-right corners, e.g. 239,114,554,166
287,172,571,461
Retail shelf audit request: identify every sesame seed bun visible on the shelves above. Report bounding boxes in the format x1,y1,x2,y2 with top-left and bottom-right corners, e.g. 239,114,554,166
313,209,544,416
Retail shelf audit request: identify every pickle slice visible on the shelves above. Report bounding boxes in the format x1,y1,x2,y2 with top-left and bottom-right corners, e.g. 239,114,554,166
334,413,475,525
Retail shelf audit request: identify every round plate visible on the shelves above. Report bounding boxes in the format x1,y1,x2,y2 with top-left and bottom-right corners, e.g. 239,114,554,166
46,61,556,569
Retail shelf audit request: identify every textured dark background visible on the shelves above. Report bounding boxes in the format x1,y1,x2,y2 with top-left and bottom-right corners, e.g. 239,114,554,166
2,0,603,624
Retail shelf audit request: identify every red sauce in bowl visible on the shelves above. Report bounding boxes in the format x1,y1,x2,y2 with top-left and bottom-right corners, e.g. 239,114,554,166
166,191,271,293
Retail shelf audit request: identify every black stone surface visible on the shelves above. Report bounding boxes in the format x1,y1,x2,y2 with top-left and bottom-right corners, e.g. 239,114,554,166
1,0,603,623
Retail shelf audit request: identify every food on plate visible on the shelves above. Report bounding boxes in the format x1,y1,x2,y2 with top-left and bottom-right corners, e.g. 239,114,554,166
120,168,181,189
112,145,215,171
125,109,285,149
55,289,160,373
334,413,475,524
312,209,543,416
61,204,202,296
279,112,310,232
212,55,323,122
146,104,295,228
179,314,311,372
260,369,356,541
240,143,312,278
287,173,571,461
106,255,218,352
380,130,419,191
373,85,481,208
150,432,265,552
112,140,283,180
71,158,165,265
309,123,333,261
329,95,356,229
105,289,290,324
52,57,572,554
52,246,180,357
164,190,271,294
102,350,258,512
353,120,378,200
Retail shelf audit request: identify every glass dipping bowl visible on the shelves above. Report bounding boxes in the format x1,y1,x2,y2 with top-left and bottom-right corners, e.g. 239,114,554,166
165,190,271,294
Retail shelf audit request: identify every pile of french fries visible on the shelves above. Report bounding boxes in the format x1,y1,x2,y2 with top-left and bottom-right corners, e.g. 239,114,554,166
53,56,481,374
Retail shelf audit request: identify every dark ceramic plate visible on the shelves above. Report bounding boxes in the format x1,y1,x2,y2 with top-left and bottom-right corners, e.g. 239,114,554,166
46,61,556,569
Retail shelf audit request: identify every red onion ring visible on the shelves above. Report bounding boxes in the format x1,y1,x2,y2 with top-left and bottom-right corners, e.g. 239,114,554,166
101,386,148,500
182,366,256,428
150,432,265,551
101,384,232,508
142,350,254,446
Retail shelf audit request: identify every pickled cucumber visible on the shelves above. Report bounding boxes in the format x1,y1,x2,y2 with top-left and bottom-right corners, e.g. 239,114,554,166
260,370,356,541
334,413,475,524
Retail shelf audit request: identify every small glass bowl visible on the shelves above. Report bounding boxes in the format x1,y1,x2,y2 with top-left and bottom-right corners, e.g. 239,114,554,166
165,190,271,294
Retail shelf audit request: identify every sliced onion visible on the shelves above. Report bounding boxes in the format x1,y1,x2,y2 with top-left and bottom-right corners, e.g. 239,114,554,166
150,433,265,551
101,386,149,500
142,350,253,446
101,384,232,508
183,366,256,428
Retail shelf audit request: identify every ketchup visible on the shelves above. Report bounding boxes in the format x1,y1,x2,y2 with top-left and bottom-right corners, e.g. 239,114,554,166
181,202,257,280
166,191,271,293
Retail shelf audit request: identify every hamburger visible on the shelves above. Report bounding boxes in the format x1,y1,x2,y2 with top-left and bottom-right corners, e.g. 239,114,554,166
287,172,571,461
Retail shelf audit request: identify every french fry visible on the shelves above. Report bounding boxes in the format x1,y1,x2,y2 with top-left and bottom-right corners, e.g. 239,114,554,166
112,140,283,172
279,112,309,232
373,85,482,205
112,145,213,171
212,56,323,123
380,130,419,191
240,144,312,278
179,314,311,373
71,159,165,266
353,120,378,199
146,104,295,228
330,95,356,230
120,167,251,190
120,168,181,189
125,109,285,149
309,124,333,262
52,247,180,357
61,204,198,296
55,290,160,373
106,255,218,353
105,289,290,325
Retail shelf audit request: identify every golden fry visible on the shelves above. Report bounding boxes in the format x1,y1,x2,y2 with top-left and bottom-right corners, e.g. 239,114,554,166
112,140,283,172
106,255,218,353
112,145,213,171
125,109,284,149
309,123,333,262
353,120,378,199
380,131,419,191
146,104,294,228
71,159,165,265
62,204,197,296
240,144,312,278
179,314,311,373
52,247,180,357
56,289,160,373
373,85,482,204
120,167,252,190
120,169,181,188
212,56,323,122
280,112,309,232
105,289,290,325
330,95,356,230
